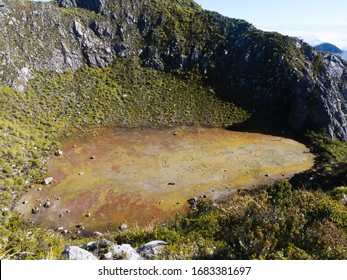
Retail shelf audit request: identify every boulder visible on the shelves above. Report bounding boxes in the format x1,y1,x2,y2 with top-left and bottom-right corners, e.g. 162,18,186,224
43,201,51,208
54,150,63,156
56,0,105,14
55,0,76,8
31,207,40,214
62,246,97,260
87,239,112,251
136,241,168,258
44,177,54,185
110,244,142,260
114,43,132,58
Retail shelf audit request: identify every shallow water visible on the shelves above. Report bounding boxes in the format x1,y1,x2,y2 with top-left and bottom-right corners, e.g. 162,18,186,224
15,127,315,233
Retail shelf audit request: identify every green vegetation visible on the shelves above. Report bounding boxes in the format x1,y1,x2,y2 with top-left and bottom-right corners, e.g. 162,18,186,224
111,181,347,260
27,57,248,128
294,131,347,190
0,216,66,260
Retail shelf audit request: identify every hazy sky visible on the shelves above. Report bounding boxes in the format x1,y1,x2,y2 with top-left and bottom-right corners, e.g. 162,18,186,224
35,0,347,49
195,0,347,49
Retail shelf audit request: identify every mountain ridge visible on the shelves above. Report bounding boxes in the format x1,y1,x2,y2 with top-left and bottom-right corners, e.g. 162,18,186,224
315,42,343,54
0,0,347,140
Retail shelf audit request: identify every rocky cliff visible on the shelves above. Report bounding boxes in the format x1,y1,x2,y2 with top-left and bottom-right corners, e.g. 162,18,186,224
1,0,347,139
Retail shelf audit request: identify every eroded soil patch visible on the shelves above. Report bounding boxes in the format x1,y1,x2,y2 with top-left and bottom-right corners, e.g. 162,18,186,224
15,127,314,233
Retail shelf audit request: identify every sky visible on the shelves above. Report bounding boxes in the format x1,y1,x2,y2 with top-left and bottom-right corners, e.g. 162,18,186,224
35,0,347,50
194,0,347,50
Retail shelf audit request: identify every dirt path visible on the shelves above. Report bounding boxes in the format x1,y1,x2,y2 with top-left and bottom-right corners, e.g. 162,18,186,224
15,127,315,233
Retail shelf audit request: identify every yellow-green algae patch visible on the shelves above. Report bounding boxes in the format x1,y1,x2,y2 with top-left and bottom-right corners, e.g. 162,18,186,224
15,127,315,233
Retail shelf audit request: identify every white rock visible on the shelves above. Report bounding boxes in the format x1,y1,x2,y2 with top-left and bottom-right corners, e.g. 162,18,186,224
103,251,113,260
111,244,142,260
62,246,97,260
120,223,128,230
44,177,54,185
55,150,63,156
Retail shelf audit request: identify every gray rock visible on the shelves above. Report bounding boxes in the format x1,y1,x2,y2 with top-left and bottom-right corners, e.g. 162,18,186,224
56,0,105,14
114,43,132,58
55,0,76,8
97,239,112,248
136,241,168,258
86,241,98,251
110,244,142,260
31,207,40,214
43,201,51,208
87,239,112,251
62,246,97,260
55,150,63,156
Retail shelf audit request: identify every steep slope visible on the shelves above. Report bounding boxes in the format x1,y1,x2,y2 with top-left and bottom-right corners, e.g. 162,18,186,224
1,0,347,139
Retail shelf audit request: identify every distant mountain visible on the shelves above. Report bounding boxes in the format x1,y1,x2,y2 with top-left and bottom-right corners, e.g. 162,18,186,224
315,43,343,54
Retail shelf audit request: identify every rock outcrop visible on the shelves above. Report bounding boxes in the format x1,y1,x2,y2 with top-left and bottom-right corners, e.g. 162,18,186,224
62,239,168,260
110,244,143,260
56,0,105,13
136,240,168,259
62,246,98,260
